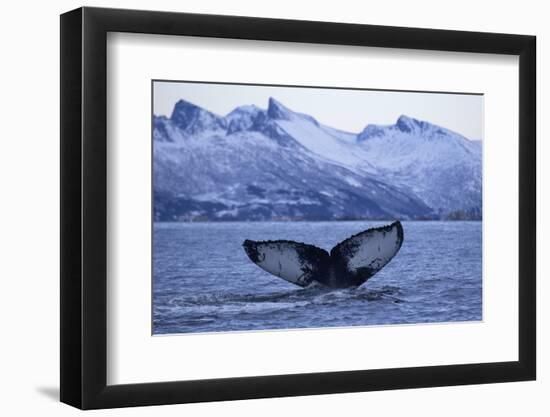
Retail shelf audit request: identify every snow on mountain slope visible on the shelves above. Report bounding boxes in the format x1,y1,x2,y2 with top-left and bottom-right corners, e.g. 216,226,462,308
357,115,482,214
170,99,227,135
154,128,430,221
267,98,376,172
153,98,481,221
225,105,263,135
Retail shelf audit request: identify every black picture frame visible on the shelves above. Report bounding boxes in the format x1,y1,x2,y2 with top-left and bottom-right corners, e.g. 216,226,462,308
60,6,536,410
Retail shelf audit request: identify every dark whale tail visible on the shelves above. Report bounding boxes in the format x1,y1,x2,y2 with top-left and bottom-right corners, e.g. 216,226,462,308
242,221,404,288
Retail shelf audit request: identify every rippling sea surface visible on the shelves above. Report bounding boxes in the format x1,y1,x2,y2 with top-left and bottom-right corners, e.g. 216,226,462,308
153,221,482,334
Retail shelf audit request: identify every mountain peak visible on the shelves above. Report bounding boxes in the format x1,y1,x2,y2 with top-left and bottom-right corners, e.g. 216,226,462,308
170,99,226,132
170,99,203,126
267,97,294,120
226,105,264,135
227,104,262,117
172,99,201,113
357,124,386,141
358,115,457,143
396,115,429,133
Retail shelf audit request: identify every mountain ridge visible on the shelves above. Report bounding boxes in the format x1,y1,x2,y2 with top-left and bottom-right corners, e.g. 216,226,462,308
153,97,482,222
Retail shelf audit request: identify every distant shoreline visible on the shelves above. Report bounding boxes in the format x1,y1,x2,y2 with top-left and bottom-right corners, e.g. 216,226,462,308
153,218,482,224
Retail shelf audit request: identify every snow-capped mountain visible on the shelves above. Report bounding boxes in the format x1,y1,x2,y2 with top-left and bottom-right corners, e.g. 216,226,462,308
153,98,481,221
357,115,482,215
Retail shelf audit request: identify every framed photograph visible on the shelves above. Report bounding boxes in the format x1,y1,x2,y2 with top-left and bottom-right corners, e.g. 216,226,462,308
60,6,536,409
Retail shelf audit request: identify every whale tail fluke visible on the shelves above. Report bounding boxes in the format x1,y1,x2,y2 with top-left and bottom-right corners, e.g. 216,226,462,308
242,239,330,287
243,221,404,289
329,221,404,287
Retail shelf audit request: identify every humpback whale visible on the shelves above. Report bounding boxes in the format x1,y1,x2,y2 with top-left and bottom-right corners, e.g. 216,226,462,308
242,221,404,288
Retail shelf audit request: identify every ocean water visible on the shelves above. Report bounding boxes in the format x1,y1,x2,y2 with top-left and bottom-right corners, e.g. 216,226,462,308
153,221,482,335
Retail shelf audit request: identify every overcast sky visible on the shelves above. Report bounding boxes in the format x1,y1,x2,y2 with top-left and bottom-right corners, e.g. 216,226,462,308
153,80,483,140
